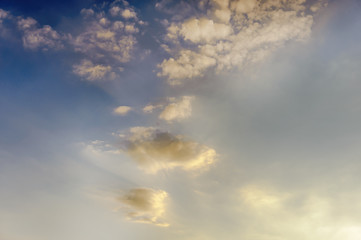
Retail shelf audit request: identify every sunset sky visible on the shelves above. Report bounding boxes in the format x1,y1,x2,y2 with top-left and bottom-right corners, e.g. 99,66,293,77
1,0,361,239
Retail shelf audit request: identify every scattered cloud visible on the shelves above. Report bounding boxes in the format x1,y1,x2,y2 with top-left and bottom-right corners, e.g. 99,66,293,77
113,106,132,116
73,59,115,81
167,17,233,43
123,127,217,173
0,10,66,50
69,1,144,80
16,16,66,50
159,96,194,122
73,2,141,64
142,96,195,122
143,103,164,113
158,50,216,85
158,0,325,84
119,188,169,227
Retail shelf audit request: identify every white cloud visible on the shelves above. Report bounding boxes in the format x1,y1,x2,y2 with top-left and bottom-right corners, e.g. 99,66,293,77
15,17,66,50
71,2,142,81
143,103,164,113
123,127,217,174
73,59,115,81
113,106,132,116
169,17,233,43
158,50,216,85
158,0,325,84
72,17,137,63
159,96,194,122
119,188,169,227
22,25,64,50
121,9,137,19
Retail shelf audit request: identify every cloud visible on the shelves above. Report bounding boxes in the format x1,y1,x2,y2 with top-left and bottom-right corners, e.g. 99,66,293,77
158,0,325,84
16,17,66,50
73,59,115,81
73,2,141,64
0,9,11,37
113,106,132,116
0,9,10,20
121,9,137,19
235,184,361,240
109,6,137,19
119,188,169,227
69,1,144,80
159,96,194,122
142,96,195,122
158,50,216,85
168,17,233,43
123,127,217,173
143,103,164,113
0,11,65,50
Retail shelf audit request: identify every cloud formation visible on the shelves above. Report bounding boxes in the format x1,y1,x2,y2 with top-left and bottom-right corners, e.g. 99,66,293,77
73,2,142,63
0,10,66,50
73,59,115,81
237,184,361,240
0,1,143,80
158,0,326,84
70,1,144,80
159,96,194,122
119,188,169,227
123,127,217,173
18,17,65,50
143,96,195,122
113,106,132,116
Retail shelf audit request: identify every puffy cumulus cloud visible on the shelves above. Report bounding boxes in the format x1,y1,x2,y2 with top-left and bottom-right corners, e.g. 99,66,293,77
158,50,216,85
123,127,217,173
159,96,194,122
119,188,169,227
167,17,232,43
21,25,65,50
16,17,65,50
158,0,326,84
73,59,115,81
109,6,137,19
73,2,141,65
0,11,65,50
113,105,132,116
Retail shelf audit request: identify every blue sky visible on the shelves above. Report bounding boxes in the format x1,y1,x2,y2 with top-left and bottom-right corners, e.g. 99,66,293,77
1,0,361,239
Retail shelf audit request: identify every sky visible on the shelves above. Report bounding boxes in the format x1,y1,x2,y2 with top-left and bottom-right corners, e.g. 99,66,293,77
1,0,361,239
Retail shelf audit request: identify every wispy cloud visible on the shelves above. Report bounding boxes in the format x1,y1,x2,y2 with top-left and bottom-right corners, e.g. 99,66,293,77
73,59,115,81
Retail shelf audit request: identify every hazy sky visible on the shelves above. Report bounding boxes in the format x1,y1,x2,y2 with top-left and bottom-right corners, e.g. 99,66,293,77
1,0,361,239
